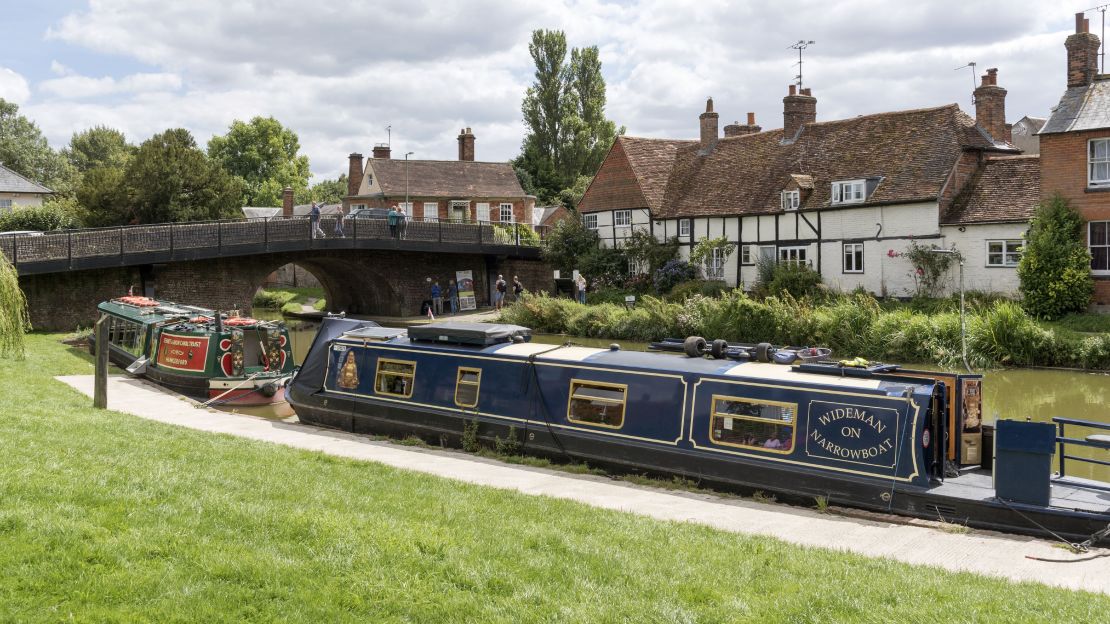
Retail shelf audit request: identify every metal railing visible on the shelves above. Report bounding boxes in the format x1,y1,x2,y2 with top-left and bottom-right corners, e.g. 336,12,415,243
1053,416,1110,480
0,215,547,274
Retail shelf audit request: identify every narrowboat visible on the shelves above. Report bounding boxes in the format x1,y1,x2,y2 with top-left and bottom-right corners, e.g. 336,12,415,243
94,296,296,406
288,318,1110,545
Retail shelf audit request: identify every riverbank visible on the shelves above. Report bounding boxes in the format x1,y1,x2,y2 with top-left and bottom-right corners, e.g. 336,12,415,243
500,291,1110,370
253,286,326,316
4,335,1109,619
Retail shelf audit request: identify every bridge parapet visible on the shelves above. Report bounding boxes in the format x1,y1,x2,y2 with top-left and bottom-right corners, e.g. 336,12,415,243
1,216,546,275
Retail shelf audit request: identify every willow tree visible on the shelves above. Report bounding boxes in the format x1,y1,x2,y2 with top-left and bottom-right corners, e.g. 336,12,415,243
0,254,29,358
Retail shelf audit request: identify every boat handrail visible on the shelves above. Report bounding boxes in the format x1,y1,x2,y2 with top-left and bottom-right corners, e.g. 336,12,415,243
1052,416,1110,481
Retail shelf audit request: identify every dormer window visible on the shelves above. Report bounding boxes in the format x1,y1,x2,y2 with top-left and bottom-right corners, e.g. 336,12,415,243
831,179,866,205
366,174,373,186
780,190,800,211
1089,139,1110,187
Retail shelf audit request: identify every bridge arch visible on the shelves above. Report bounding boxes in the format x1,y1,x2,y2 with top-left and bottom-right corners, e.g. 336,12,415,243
251,256,401,317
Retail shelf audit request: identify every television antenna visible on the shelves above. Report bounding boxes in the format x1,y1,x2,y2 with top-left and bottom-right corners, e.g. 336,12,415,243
386,125,392,148
789,40,816,88
954,62,977,105
1086,5,1109,72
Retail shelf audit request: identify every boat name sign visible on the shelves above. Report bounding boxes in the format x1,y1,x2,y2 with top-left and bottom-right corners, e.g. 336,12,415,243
157,334,210,372
805,401,900,469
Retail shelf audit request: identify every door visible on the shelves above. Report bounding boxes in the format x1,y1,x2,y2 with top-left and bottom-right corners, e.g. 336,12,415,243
450,201,469,222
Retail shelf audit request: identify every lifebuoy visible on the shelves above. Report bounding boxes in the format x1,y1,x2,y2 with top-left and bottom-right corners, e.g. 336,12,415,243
117,296,158,307
223,317,258,327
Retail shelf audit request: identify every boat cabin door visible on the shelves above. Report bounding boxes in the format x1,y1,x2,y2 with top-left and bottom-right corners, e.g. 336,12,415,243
927,383,948,481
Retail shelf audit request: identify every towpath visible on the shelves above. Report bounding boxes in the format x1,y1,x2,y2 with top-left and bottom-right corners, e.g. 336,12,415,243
57,375,1110,595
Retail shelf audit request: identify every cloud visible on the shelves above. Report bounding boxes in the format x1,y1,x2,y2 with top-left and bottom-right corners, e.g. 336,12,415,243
38,72,182,99
23,0,1098,182
0,67,31,105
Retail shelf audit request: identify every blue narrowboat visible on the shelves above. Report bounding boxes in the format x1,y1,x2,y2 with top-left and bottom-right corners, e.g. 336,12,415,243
288,318,1110,544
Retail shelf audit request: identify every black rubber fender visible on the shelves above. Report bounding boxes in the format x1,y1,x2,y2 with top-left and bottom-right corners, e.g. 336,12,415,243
683,336,707,358
755,342,773,363
710,339,728,360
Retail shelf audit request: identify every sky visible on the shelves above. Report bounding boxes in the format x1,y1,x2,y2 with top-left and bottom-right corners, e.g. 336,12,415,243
0,0,1103,182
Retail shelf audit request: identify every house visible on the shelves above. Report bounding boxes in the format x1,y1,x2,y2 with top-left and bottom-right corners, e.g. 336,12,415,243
1039,12,1110,307
0,163,53,215
343,128,534,224
1011,116,1046,154
577,69,1041,296
533,204,572,230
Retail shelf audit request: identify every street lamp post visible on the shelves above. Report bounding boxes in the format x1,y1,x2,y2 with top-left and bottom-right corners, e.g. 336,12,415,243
930,248,970,373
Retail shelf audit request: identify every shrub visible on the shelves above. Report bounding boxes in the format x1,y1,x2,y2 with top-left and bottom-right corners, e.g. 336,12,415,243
253,289,298,309
1018,194,1094,320
814,294,880,356
967,301,1051,367
1079,334,1110,370
665,279,727,302
654,259,697,294
0,203,78,232
766,262,823,299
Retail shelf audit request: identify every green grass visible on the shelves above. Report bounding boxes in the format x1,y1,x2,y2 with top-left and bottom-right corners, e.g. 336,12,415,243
254,286,326,313
1,335,1108,621
1047,312,1110,334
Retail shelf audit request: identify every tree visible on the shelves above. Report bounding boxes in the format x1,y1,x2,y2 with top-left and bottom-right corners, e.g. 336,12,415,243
207,117,311,207
0,98,77,196
541,217,601,273
690,236,734,281
124,129,244,224
0,253,29,359
515,30,622,204
0,203,77,232
76,166,130,227
64,126,132,173
623,229,679,275
296,174,348,205
1018,194,1094,319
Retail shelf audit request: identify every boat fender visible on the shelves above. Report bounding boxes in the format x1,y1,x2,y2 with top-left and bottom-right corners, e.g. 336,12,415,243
259,382,278,398
710,339,728,360
755,342,773,363
772,350,797,365
683,336,707,358
608,343,621,351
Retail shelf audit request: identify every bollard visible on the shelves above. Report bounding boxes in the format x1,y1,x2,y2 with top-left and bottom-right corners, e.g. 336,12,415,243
94,314,109,409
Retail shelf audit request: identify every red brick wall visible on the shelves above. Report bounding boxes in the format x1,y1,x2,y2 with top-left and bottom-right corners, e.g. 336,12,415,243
1041,129,1110,303
368,197,530,223
578,139,649,213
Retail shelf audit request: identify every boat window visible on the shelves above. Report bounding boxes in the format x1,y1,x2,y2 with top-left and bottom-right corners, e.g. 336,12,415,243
109,316,144,356
455,367,481,408
567,380,626,428
710,395,796,454
375,358,416,398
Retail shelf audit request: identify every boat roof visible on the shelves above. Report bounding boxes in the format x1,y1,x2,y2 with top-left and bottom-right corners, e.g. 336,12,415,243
335,332,931,393
97,297,281,331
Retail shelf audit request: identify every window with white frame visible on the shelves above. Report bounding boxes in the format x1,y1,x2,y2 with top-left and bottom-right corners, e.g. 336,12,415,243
476,202,490,222
499,203,514,223
831,180,866,205
423,202,438,221
986,240,1022,267
614,209,632,227
0,199,10,214
352,203,366,211
843,243,864,273
583,213,598,230
1089,221,1110,273
679,218,691,236
366,173,373,187
1090,139,1110,187
708,247,726,279
740,245,754,265
396,202,413,213
779,246,809,266
781,190,800,211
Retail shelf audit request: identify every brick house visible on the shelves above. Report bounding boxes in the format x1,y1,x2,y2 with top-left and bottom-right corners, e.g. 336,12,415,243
344,128,534,225
0,163,53,215
578,72,1039,296
1039,13,1110,306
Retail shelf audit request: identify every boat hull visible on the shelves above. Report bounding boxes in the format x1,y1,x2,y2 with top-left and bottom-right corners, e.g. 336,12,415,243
208,377,290,406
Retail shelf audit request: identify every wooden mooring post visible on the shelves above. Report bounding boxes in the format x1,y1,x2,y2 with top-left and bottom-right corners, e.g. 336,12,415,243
94,314,108,409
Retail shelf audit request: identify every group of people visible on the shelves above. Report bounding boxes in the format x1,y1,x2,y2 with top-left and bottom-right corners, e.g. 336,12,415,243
429,279,461,315
308,202,347,239
387,206,408,239
493,274,525,311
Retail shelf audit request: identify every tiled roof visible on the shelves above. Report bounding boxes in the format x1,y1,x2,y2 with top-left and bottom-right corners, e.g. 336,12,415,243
943,155,1040,225
0,163,52,194
621,137,693,210
582,104,1013,218
1041,78,1110,134
360,159,526,199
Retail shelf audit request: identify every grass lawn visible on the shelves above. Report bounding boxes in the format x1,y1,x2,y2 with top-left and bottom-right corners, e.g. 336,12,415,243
1,335,1108,622
252,286,327,315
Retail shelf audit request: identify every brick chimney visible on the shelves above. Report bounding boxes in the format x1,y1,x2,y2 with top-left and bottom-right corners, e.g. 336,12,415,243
699,98,719,152
282,186,294,218
783,85,817,141
347,153,363,200
1066,12,1101,88
974,68,1009,143
457,127,475,161
724,112,762,137
371,144,391,159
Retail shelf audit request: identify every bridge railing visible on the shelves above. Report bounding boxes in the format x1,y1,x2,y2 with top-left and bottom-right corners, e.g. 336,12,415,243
0,215,547,273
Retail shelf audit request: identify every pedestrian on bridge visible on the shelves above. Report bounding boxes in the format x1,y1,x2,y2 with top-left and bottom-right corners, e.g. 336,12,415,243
310,203,326,239
388,206,400,239
334,210,346,238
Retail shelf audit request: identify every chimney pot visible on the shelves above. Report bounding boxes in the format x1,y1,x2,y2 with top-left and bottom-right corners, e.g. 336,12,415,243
698,98,719,151
788,84,797,96
1077,12,1086,33
747,112,756,125
371,144,391,159
457,127,476,161
1065,16,1101,88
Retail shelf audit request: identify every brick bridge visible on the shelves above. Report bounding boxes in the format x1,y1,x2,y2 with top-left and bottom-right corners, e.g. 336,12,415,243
4,216,549,330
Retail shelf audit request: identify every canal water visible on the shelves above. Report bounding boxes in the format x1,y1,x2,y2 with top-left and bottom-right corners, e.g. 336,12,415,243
264,314,1110,481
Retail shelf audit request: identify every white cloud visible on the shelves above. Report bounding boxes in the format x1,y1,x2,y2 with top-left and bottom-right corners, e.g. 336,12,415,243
22,0,1100,182
0,67,31,105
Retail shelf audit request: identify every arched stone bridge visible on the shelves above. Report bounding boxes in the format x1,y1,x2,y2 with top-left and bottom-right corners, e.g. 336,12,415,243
5,216,549,330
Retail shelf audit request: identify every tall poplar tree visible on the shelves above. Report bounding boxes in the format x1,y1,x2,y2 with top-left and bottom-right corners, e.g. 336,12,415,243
515,30,621,205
